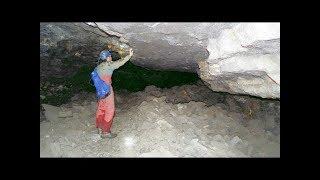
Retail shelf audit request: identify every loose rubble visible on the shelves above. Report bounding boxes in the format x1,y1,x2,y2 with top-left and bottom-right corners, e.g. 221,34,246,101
40,83,280,157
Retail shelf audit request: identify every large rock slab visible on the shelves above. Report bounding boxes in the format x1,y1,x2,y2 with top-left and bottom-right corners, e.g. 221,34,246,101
90,22,280,99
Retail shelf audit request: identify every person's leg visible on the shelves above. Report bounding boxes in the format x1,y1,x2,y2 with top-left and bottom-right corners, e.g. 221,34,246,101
100,87,116,138
96,99,106,131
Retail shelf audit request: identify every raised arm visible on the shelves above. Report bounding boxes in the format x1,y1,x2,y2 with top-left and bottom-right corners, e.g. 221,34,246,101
110,49,133,69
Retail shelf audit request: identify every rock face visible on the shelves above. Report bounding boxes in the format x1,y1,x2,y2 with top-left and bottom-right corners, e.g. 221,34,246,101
197,23,280,99
40,23,129,80
40,22,280,99
92,23,280,99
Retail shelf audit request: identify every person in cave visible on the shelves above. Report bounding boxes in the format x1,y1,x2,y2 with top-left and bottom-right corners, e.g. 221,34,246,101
95,48,133,139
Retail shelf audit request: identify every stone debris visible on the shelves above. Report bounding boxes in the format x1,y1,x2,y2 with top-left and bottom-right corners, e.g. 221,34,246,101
41,84,280,157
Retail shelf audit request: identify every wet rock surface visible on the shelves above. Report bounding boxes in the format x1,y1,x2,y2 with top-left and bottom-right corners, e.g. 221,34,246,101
40,83,280,157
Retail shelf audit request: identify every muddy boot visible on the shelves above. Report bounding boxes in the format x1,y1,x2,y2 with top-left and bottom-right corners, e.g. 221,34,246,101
97,128,102,135
101,132,117,139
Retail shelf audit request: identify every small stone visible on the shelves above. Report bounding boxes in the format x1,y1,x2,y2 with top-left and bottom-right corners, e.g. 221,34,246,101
192,139,199,143
57,85,64,91
212,134,225,142
157,120,173,129
58,111,73,118
265,116,276,130
229,136,242,147
169,111,176,117
74,52,81,57
177,104,186,110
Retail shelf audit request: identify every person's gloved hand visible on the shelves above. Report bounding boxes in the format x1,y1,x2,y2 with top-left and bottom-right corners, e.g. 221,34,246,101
129,48,133,57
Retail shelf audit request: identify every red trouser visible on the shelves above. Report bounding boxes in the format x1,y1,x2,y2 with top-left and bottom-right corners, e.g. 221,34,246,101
96,75,115,133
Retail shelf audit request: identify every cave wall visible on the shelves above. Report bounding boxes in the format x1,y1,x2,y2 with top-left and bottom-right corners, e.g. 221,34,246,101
40,22,280,99
40,22,129,81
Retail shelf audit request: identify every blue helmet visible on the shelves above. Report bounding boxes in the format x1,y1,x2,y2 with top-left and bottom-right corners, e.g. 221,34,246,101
99,50,112,61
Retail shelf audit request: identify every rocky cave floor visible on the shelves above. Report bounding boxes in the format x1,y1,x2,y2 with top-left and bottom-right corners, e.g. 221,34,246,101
40,81,280,157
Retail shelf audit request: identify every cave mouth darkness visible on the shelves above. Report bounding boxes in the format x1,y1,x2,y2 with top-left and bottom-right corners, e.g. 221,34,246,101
40,22,280,157
40,51,199,106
